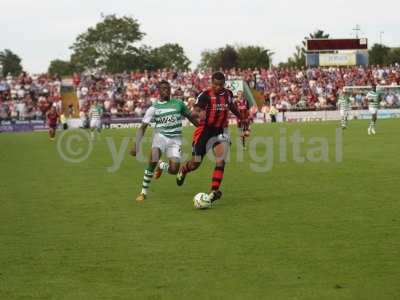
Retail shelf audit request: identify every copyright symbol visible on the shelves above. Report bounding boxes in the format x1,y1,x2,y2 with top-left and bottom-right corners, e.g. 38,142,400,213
57,129,93,163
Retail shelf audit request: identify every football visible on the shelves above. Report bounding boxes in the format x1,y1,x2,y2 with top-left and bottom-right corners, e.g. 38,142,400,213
193,193,212,209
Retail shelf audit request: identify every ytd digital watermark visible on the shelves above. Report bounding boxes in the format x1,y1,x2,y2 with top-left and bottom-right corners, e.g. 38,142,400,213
56,128,343,173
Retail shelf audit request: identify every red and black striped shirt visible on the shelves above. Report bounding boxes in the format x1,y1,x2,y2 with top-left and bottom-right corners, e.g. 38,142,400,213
195,88,234,129
236,99,250,127
47,112,59,126
236,99,250,120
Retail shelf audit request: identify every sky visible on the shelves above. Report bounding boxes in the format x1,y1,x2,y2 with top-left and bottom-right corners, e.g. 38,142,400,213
1,0,399,73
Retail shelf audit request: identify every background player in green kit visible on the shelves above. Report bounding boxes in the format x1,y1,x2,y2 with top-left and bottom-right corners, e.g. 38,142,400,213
337,88,351,129
130,80,199,202
367,86,381,135
367,85,400,135
89,100,103,140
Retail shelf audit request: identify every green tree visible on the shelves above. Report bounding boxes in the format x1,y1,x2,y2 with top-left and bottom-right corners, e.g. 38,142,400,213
70,14,145,72
369,43,391,65
48,59,75,77
0,49,23,76
149,43,191,70
199,49,218,69
237,46,273,69
134,46,157,70
218,45,238,70
294,45,306,67
385,48,400,65
280,45,306,68
100,45,154,72
199,45,238,70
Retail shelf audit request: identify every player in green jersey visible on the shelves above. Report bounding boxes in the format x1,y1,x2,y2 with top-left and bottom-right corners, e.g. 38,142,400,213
89,100,103,140
367,86,381,135
337,88,351,129
130,80,199,202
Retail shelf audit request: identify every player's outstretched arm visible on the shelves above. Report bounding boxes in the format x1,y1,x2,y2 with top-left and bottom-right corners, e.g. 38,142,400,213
228,100,243,121
131,105,155,156
130,123,148,157
184,111,199,127
180,100,200,127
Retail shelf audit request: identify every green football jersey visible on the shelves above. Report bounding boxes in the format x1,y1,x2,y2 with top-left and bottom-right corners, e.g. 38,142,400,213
366,91,381,109
90,105,103,120
142,98,190,138
338,93,351,111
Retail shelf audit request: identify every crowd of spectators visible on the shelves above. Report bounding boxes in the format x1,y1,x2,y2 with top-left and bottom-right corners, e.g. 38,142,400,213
0,72,63,121
75,70,211,120
1,65,400,121
250,65,400,111
75,65,400,119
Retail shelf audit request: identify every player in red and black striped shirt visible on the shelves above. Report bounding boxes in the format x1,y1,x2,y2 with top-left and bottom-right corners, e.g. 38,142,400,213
46,106,59,141
235,91,251,150
177,72,249,202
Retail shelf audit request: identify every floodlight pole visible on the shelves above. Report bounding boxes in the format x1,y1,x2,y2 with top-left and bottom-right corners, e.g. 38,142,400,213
352,25,361,38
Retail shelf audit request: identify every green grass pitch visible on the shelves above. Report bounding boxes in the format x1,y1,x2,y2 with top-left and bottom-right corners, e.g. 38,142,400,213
1,120,400,299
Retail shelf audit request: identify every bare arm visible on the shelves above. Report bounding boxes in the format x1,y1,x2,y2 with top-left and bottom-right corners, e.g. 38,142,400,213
183,111,200,127
45,111,51,125
228,101,242,120
192,105,208,126
131,105,154,156
130,123,149,156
